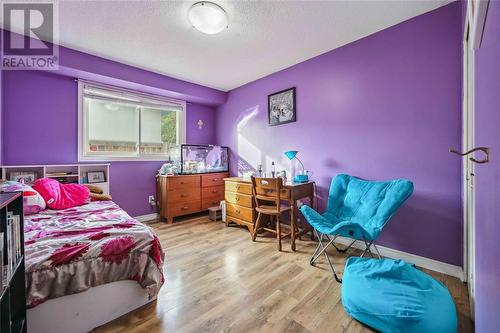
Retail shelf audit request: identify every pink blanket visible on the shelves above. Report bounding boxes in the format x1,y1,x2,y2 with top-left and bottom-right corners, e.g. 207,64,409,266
33,178,90,210
24,201,165,308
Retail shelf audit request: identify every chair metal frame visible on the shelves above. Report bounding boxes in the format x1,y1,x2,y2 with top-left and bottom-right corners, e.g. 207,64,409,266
309,230,381,283
301,175,413,284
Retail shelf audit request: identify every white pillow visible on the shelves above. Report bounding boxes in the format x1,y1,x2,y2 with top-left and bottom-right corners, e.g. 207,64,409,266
1,181,46,215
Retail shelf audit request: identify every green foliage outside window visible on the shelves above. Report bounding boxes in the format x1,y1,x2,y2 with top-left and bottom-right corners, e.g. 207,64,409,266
161,111,177,145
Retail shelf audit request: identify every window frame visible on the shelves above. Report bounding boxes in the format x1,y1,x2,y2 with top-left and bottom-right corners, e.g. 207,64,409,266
78,81,186,162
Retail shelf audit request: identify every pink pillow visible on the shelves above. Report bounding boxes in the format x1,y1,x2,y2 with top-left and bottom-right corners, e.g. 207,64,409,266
0,181,46,215
33,178,90,210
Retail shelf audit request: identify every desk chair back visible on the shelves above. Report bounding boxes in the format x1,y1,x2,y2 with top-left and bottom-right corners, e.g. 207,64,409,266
251,176,291,251
251,176,284,213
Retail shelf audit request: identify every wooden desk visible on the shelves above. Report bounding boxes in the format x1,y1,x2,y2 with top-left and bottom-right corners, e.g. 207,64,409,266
224,177,315,251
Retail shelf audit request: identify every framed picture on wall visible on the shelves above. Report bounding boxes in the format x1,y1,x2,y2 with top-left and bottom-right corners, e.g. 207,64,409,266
268,87,296,126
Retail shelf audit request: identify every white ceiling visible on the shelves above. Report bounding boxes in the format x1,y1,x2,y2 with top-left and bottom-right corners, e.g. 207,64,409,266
9,0,452,91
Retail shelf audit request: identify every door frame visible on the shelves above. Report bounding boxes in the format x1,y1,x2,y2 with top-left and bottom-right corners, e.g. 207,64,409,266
463,0,475,318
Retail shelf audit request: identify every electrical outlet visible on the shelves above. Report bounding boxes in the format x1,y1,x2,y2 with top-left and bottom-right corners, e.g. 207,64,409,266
148,195,156,206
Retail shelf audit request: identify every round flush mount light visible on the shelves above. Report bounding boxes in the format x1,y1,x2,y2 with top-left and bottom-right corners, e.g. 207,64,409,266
188,1,228,35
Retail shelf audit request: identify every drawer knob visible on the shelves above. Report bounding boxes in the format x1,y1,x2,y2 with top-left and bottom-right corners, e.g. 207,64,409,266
181,206,188,210
181,194,186,197
212,178,218,181
236,209,240,214
212,190,218,193
236,197,240,201
180,181,186,184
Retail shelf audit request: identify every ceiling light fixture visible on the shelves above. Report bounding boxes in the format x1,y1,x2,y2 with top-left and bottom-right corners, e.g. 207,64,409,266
188,1,228,35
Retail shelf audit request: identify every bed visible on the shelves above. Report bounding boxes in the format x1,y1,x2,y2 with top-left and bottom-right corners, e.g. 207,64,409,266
23,201,165,333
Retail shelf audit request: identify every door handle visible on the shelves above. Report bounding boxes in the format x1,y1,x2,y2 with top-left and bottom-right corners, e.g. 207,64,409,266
449,147,489,164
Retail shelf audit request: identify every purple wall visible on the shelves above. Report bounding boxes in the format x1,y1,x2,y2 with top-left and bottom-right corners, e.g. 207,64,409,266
216,3,463,265
2,70,218,217
473,1,500,331
1,29,226,107
186,103,216,144
0,70,3,165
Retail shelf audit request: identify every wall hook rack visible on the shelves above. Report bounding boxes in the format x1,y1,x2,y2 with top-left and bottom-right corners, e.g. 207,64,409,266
449,146,490,164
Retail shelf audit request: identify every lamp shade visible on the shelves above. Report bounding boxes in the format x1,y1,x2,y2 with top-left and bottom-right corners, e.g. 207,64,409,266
284,150,298,160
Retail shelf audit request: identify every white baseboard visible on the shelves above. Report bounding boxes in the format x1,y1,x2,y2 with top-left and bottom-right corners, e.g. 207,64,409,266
334,237,464,281
134,213,159,223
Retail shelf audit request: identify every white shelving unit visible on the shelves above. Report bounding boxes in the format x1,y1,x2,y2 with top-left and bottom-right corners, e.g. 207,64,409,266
1,164,110,195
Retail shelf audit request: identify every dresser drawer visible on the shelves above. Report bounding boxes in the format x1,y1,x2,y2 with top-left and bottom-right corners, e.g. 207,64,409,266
202,185,224,199
226,202,254,222
168,176,200,190
225,181,252,195
202,198,223,211
225,191,253,208
168,200,201,217
168,188,200,204
202,173,228,187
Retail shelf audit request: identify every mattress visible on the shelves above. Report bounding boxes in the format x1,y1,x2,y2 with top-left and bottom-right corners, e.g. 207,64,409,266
24,201,165,308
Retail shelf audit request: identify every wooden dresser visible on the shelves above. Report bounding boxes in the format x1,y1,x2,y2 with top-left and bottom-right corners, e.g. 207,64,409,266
224,178,256,232
157,172,228,224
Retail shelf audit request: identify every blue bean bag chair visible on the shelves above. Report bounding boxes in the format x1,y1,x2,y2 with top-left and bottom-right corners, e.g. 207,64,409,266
342,257,457,333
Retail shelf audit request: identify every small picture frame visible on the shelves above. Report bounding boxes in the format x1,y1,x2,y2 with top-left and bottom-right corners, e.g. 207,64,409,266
87,171,106,184
268,87,296,126
11,173,36,184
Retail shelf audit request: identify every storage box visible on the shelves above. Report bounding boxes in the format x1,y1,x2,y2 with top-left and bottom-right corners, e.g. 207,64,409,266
208,206,222,221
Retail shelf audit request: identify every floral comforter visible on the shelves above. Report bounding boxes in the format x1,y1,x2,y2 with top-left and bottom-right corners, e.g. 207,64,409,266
24,201,164,308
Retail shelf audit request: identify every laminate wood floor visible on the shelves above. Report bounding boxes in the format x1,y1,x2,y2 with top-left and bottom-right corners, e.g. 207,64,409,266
93,215,473,333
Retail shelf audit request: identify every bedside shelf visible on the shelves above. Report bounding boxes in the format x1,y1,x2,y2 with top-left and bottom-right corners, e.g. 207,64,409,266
1,164,110,195
0,192,27,333
46,174,79,178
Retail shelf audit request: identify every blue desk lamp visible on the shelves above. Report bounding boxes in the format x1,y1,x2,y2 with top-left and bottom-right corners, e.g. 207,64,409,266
284,150,308,183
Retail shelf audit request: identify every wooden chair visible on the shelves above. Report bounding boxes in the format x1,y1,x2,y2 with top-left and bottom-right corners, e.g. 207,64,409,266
251,176,293,251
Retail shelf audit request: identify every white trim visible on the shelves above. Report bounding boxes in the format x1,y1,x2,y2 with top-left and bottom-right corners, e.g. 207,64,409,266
463,1,477,317
471,0,489,49
134,213,159,223
0,163,110,168
78,80,84,163
78,79,187,107
334,237,464,280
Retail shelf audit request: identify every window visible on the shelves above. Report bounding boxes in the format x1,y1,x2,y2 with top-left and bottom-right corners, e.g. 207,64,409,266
79,82,186,161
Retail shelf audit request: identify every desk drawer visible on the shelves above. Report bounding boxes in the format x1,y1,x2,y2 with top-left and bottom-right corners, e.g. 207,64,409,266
168,176,200,190
168,188,200,204
202,185,224,199
225,181,252,195
168,200,201,217
202,173,228,187
280,188,291,200
226,202,254,222
225,192,253,208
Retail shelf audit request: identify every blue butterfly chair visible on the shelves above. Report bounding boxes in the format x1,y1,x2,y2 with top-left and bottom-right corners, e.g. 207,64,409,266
300,174,414,283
